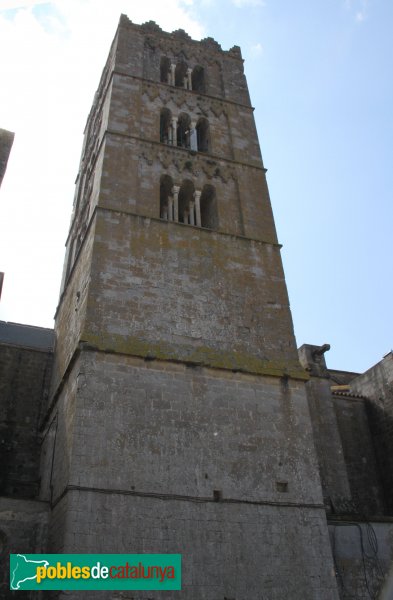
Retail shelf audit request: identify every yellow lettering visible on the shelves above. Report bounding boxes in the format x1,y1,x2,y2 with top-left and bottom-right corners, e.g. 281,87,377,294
36,566,46,584
82,566,90,579
47,566,56,579
72,566,81,578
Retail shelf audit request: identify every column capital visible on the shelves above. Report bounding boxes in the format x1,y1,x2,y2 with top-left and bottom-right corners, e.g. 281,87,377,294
193,190,202,200
172,185,180,196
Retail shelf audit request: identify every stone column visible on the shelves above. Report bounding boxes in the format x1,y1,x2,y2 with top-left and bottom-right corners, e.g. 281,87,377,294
189,200,195,225
187,68,192,90
170,63,176,86
172,185,180,222
168,196,173,221
171,117,178,146
194,190,202,227
189,121,198,151
183,209,189,224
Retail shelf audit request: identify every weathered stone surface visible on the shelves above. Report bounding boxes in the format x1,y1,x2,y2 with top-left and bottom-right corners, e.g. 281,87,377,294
51,490,338,600
43,15,340,600
333,393,386,516
0,496,49,600
299,344,387,517
0,323,53,498
329,520,393,600
349,353,393,513
43,351,321,505
81,210,301,376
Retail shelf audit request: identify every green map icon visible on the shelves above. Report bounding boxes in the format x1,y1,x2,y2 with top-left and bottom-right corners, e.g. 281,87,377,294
10,554,49,590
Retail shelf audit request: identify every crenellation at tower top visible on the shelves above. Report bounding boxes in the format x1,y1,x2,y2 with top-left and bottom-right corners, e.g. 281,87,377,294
119,14,243,58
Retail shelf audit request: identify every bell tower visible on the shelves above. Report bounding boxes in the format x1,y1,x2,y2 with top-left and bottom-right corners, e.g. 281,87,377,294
42,15,339,599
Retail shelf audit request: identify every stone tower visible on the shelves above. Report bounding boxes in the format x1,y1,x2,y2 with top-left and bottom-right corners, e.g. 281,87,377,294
41,15,340,599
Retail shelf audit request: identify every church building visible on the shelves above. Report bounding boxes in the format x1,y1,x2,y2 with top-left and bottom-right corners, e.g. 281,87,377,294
0,15,392,600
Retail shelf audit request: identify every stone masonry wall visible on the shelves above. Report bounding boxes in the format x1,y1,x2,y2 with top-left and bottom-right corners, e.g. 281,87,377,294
98,132,276,242
79,209,302,378
295,377,352,514
48,351,320,505
51,218,96,395
45,18,339,600
101,62,274,242
43,348,339,599
349,353,393,514
0,343,52,498
0,496,48,600
51,490,338,600
329,520,393,599
333,394,386,516
116,16,251,107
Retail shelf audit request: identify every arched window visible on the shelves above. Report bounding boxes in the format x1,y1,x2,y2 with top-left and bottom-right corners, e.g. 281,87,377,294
178,180,195,224
177,113,191,149
200,185,218,229
160,175,173,220
160,56,171,84
196,117,210,153
175,61,188,88
192,65,205,93
160,108,172,144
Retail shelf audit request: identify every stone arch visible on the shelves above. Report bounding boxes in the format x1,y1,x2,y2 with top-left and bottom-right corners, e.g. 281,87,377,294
175,61,188,88
196,117,210,153
200,184,218,229
177,113,191,149
160,174,174,220
192,65,205,93
160,108,172,144
160,56,171,84
178,179,195,224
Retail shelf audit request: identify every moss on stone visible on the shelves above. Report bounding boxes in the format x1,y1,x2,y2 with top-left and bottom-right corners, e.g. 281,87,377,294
81,330,309,381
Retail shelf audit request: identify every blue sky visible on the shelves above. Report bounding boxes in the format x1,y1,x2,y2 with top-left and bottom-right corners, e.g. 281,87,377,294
0,0,392,372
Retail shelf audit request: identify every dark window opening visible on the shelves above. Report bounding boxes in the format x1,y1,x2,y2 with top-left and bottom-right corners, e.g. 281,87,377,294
177,113,191,149
160,56,170,84
178,179,195,224
175,61,188,88
160,108,172,144
160,175,173,220
196,117,210,153
200,184,218,229
192,65,205,93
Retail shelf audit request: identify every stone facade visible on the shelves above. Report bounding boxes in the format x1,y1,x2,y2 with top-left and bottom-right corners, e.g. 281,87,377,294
349,352,393,514
299,344,393,598
0,322,52,600
43,15,339,599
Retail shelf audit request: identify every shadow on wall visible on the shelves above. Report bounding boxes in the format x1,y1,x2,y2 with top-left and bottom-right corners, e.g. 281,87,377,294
366,400,393,515
380,563,393,600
